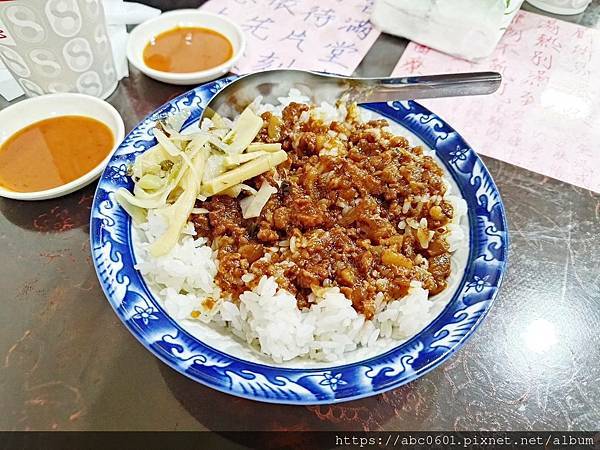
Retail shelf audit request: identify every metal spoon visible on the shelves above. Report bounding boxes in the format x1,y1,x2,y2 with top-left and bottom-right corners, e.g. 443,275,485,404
203,69,501,118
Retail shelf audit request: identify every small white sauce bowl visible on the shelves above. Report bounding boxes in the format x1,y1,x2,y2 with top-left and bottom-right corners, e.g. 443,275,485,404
0,93,125,201
127,10,246,85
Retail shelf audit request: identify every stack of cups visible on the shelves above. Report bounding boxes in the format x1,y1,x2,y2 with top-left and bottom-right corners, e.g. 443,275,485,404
0,0,117,99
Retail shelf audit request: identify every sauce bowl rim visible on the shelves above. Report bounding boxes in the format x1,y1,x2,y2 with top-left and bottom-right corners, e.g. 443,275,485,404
0,93,125,201
126,9,246,84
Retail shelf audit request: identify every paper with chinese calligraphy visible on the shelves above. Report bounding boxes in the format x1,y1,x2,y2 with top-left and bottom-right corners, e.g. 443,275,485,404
200,0,380,76
392,11,600,193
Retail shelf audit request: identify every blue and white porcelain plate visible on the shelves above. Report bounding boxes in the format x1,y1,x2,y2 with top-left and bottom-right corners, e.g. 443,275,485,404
90,77,508,405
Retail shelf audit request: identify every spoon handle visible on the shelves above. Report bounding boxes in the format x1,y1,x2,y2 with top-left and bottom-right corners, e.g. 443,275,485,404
344,72,502,103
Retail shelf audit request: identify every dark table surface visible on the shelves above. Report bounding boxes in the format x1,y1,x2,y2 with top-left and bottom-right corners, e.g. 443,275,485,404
1,0,599,438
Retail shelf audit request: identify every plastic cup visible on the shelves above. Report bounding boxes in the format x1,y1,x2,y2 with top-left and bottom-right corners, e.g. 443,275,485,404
0,0,117,99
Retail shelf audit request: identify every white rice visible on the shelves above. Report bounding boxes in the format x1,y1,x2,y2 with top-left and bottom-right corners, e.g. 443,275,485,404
132,95,468,364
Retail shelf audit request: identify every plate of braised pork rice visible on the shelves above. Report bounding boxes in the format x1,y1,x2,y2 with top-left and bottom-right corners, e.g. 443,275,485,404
92,76,508,404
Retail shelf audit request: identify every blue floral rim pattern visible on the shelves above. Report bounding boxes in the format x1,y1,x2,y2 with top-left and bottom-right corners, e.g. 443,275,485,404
90,77,508,405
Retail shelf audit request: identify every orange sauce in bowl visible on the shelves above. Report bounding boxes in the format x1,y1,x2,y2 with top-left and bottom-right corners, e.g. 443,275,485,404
0,116,114,193
143,26,233,73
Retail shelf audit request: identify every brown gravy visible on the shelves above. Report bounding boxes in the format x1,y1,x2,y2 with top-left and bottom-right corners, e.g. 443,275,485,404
0,115,114,192
192,103,455,318
143,26,233,73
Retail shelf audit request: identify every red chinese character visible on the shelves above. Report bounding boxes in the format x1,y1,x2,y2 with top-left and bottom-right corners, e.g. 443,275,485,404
572,28,587,39
531,51,553,70
513,11,525,24
527,70,549,87
504,28,523,42
401,57,423,74
572,44,592,62
495,42,518,57
520,91,535,106
497,80,513,98
488,114,504,128
508,135,522,147
413,44,431,55
535,34,562,51
538,18,560,35
572,60,591,78
489,57,508,75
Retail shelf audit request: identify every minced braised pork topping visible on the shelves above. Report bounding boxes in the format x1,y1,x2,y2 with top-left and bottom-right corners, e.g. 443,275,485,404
191,103,454,319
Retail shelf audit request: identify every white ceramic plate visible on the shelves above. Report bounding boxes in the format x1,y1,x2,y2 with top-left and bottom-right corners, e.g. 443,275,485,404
0,93,125,201
127,10,246,85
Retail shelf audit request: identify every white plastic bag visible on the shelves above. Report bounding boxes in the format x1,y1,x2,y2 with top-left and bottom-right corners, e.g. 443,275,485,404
371,0,525,61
